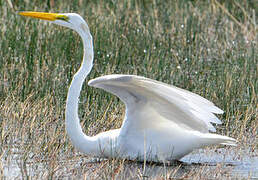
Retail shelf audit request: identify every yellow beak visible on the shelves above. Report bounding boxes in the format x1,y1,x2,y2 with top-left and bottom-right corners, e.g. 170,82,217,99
19,11,68,21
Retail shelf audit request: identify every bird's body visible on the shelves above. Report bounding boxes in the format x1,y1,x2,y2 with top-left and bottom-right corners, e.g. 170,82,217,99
19,12,236,162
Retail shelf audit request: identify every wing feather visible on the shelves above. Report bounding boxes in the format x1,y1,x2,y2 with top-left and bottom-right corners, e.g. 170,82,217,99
88,75,224,133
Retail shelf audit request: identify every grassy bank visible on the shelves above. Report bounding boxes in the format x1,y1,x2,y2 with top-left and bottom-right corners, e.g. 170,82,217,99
0,0,257,179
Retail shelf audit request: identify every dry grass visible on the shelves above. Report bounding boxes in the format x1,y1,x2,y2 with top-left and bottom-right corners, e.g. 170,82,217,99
0,0,257,179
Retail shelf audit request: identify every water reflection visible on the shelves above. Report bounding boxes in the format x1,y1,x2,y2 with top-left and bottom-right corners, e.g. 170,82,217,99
2,146,257,179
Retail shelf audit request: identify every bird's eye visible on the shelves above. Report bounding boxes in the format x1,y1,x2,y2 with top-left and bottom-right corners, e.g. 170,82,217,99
57,15,69,22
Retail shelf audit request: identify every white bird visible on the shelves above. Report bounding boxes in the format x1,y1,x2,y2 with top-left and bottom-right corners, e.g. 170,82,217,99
19,12,237,162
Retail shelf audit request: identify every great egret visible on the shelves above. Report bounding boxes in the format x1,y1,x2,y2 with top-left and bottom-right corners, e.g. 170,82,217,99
19,12,236,162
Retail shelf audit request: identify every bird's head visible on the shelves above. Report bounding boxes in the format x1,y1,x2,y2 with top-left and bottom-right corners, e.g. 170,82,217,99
19,11,90,36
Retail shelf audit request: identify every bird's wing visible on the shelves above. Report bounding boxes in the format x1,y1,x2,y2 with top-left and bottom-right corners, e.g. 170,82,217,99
88,75,223,133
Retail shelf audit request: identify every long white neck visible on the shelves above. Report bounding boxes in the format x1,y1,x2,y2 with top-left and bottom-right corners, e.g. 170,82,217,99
65,29,98,154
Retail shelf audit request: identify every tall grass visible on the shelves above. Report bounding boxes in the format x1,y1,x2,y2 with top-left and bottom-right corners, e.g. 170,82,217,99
0,0,257,179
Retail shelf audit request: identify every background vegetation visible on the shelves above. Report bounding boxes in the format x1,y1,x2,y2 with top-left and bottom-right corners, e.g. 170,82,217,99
0,0,257,179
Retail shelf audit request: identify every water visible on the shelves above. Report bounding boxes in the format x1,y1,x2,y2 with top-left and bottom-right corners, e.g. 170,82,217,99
181,147,258,179
2,145,257,179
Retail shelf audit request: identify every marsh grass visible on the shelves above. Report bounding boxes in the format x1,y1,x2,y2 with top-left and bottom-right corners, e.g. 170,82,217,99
0,0,257,179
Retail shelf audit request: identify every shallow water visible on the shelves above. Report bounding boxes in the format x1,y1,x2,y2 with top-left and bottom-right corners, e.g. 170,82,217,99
181,147,258,178
2,145,257,179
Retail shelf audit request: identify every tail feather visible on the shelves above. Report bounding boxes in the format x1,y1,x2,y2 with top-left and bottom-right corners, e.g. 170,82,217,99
201,133,237,147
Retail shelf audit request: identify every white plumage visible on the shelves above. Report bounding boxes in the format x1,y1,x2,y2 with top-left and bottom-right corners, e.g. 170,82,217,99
19,12,237,163
88,75,236,161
